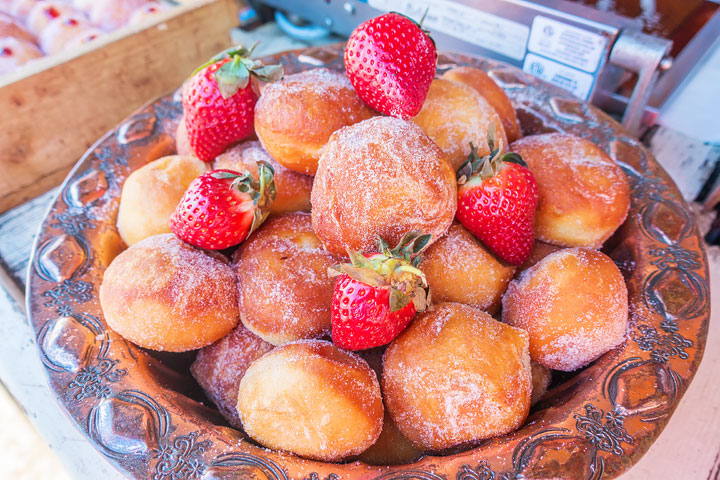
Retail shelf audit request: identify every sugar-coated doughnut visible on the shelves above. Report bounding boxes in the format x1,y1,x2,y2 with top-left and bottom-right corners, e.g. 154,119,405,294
10,0,43,18
71,0,93,13
254,68,374,175
232,212,343,345
411,78,508,171
89,0,147,30
359,412,422,465
99,234,239,352
0,37,42,74
383,302,531,451
530,362,552,405
516,241,564,277
502,248,628,371
214,141,313,215
355,347,421,464
175,114,193,157
127,1,169,26
312,116,457,255
27,1,78,35
421,223,515,314
190,322,273,428
39,14,90,54
0,12,38,44
442,67,522,143
63,26,103,49
511,133,630,248
117,155,208,246
236,339,384,461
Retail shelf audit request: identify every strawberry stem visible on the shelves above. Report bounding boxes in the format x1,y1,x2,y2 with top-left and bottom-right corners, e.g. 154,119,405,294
249,161,276,235
190,43,284,99
418,8,429,28
457,126,529,183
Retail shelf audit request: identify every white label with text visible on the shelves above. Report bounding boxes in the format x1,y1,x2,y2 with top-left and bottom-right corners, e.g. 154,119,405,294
527,16,607,73
368,0,529,60
522,53,595,100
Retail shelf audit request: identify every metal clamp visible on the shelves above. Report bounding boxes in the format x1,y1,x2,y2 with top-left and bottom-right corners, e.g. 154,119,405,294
609,30,672,136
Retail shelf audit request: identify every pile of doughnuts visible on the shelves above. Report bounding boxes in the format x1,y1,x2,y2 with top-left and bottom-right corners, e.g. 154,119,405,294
0,0,172,75
99,56,632,463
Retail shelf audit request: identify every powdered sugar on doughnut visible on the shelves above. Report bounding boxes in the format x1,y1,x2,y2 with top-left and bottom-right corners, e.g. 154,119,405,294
311,116,457,255
236,339,383,461
382,303,531,451
99,233,238,352
214,141,313,214
233,213,343,345
510,133,630,247
421,223,515,313
502,248,628,371
191,323,274,428
412,78,508,170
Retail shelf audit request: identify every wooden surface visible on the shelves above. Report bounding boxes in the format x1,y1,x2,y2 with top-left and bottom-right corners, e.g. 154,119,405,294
0,0,237,215
0,191,717,478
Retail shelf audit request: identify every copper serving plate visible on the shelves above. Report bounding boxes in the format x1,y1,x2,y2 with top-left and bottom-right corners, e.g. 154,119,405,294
26,44,710,480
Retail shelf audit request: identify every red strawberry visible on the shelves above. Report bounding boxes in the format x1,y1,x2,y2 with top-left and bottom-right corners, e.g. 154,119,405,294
170,164,276,250
456,133,539,266
344,12,436,119
182,45,283,161
330,232,431,350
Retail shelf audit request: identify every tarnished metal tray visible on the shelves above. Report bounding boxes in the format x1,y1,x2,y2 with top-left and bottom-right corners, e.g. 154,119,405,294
26,44,710,479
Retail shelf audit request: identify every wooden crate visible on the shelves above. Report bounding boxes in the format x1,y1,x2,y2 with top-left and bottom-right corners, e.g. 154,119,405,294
0,0,238,214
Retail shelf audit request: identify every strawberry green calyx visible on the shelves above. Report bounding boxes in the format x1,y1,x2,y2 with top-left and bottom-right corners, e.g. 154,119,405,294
457,130,527,185
211,161,277,236
193,43,284,99
329,231,432,313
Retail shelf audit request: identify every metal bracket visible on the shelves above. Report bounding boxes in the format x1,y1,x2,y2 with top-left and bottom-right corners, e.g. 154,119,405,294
609,30,672,136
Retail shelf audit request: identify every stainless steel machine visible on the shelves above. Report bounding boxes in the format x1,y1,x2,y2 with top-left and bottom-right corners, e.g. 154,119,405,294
256,0,720,137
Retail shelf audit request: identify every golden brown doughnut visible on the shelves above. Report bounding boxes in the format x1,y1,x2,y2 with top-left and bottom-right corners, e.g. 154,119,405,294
236,339,383,461
421,223,515,314
530,361,552,405
254,68,374,175
0,12,38,44
89,0,147,30
358,412,422,465
355,348,422,464
27,1,76,35
0,37,42,74
175,114,194,158
232,212,343,345
127,1,168,26
99,234,239,352
39,14,91,55
502,248,628,371
214,141,313,215
116,155,208,246
312,116,457,255
383,302,531,451
442,66,522,143
190,322,273,428
515,240,564,277
411,78,508,171
510,133,630,248
10,0,42,18
63,27,103,49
